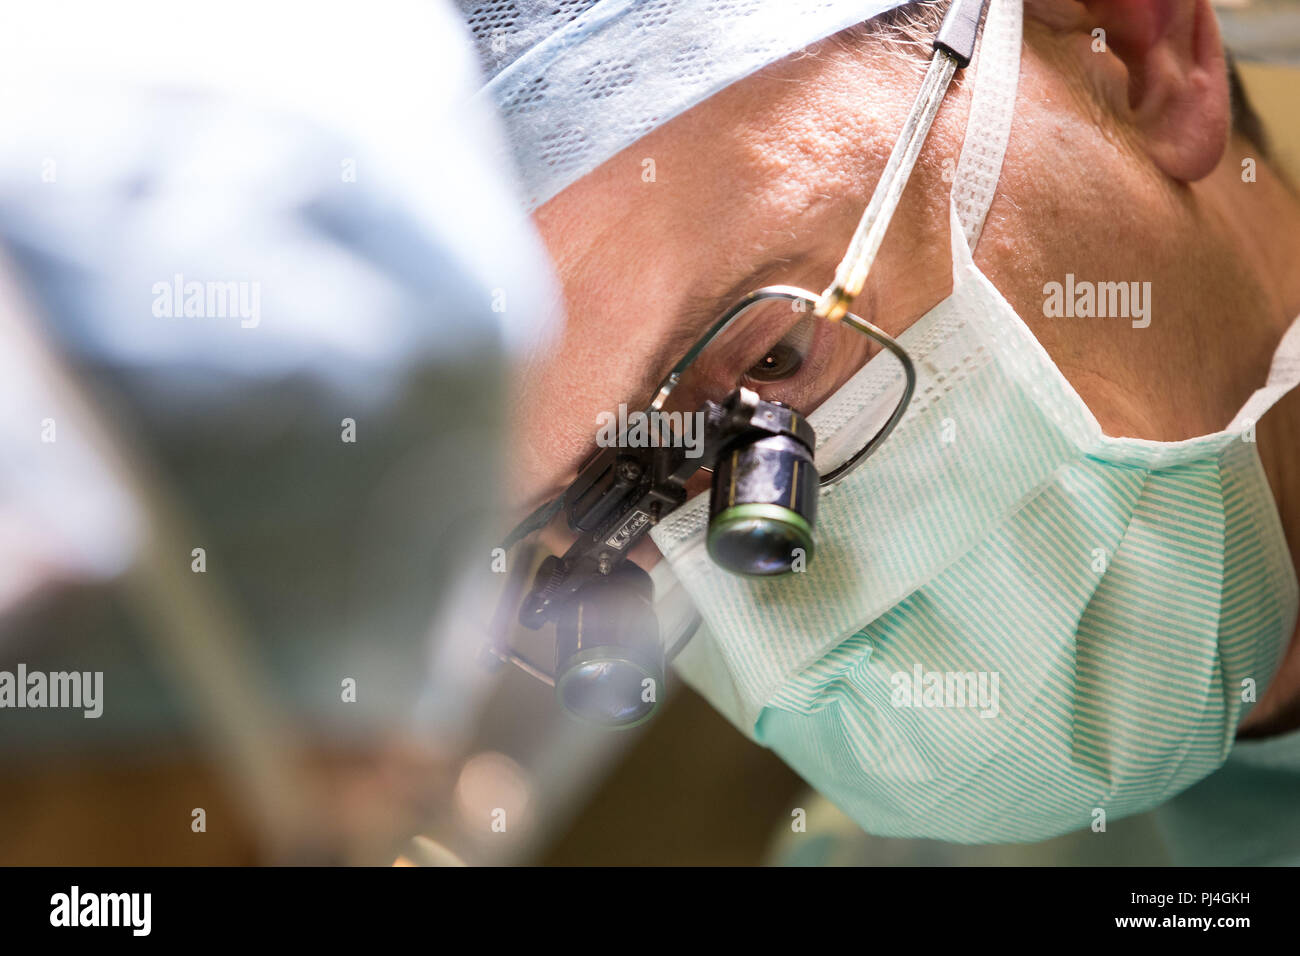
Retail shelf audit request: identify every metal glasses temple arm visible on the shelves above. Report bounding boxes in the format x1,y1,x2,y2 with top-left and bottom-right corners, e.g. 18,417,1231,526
936,0,987,67
815,0,988,321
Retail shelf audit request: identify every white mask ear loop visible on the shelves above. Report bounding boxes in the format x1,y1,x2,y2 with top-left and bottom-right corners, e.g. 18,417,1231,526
950,0,1023,250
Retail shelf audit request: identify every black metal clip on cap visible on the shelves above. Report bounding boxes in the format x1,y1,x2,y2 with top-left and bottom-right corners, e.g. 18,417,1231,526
934,0,989,68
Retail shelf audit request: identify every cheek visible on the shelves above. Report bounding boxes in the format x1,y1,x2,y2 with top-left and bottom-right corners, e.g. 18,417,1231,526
875,238,955,332
866,173,959,332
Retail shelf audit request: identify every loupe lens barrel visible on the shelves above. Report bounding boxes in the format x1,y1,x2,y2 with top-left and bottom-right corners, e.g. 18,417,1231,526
708,433,818,576
554,562,663,728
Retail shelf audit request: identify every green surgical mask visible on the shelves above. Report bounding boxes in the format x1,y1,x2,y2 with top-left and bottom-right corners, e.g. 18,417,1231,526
650,0,1300,843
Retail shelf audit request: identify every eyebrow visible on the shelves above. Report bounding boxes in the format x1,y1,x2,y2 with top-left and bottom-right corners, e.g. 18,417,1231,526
634,250,814,407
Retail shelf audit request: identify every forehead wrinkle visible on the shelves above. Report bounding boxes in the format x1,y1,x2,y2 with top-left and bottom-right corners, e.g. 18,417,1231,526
711,78,923,269
653,71,930,336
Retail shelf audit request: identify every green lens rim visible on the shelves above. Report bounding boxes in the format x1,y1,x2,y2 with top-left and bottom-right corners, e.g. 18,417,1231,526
707,503,815,575
555,645,663,730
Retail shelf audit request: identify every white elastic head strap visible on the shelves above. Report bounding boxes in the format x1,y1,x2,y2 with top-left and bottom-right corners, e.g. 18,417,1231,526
951,0,1023,249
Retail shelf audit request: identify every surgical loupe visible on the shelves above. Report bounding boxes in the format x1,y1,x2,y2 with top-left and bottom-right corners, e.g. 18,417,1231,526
484,0,989,729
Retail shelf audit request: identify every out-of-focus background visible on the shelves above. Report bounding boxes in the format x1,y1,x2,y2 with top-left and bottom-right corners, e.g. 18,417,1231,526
1,0,1297,868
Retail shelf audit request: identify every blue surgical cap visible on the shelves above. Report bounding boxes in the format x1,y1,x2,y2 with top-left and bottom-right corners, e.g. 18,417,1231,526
458,0,913,210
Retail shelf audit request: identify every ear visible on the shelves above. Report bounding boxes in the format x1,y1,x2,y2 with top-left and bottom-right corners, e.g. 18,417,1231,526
1081,0,1229,182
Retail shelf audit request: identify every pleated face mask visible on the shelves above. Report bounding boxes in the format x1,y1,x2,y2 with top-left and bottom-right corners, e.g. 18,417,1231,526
649,0,1300,843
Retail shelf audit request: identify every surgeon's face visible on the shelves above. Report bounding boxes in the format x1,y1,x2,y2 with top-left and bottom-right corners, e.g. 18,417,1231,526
511,0,1263,511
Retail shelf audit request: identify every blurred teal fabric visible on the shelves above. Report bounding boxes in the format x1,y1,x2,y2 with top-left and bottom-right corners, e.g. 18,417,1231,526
1156,727,1300,865
768,726,1300,865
